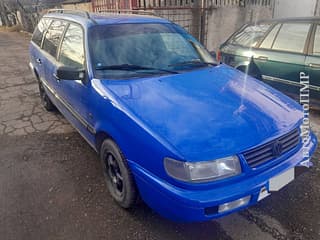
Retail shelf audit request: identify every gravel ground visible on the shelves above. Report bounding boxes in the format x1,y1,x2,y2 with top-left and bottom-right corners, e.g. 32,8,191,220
0,31,319,240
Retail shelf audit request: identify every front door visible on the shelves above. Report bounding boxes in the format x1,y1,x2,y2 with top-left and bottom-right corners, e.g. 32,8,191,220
254,22,312,101
56,23,95,142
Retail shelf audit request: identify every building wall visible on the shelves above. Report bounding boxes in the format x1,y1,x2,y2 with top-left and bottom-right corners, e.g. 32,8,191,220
273,0,317,18
206,4,273,51
151,3,273,52
62,2,93,12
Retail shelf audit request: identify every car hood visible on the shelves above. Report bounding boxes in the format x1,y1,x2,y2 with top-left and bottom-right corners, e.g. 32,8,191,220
96,64,303,161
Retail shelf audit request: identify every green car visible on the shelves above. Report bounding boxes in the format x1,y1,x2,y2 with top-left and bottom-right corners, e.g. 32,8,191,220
218,17,320,108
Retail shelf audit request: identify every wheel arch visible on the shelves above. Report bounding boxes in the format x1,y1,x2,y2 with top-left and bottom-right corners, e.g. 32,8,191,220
235,61,262,80
235,61,250,72
95,130,113,153
29,62,40,80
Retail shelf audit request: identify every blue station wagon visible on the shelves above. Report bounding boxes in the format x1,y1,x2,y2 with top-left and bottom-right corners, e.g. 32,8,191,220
29,9,317,222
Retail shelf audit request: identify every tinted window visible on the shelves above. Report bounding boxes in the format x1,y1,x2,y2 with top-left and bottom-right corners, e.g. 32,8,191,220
313,25,320,56
229,24,271,47
160,33,196,57
89,23,214,79
260,24,281,49
59,24,84,68
32,18,51,46
272,23,311,53
43,20,67,57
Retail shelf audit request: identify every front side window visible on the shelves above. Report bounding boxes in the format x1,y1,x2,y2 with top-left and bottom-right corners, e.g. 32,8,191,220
43,20,67,58
272,23,311,53
313,25,320,56
32,18,51,46
59,24,84,68
229,24,271,47
89,23,215,79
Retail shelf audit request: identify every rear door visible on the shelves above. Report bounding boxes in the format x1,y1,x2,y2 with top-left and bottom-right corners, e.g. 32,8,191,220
41,19,67,100
254,22,312,100
305,23,320,105
29,18,52,80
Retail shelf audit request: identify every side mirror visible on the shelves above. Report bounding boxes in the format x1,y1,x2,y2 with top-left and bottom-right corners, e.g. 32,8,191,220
55,66,86,81
209,50,216,59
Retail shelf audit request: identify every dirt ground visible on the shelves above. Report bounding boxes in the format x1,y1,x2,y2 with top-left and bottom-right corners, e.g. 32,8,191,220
0,31,319,240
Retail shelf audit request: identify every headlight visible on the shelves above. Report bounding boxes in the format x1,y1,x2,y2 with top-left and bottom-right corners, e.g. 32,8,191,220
164,156,241,183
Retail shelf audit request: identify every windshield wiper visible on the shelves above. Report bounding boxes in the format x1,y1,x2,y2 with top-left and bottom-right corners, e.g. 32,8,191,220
169,60,217,67
95,64,178,74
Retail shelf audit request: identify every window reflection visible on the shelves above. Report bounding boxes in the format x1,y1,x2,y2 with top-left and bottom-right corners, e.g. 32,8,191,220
89,23,214,79
313,26,320,56
59,24,84,68
260,24,281,49
32,18,52,46
229,24,271,47
43,20,67,57
272,23,310,53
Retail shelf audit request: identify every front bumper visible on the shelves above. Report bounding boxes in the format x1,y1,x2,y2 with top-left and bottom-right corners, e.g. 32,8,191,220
129,132,317,222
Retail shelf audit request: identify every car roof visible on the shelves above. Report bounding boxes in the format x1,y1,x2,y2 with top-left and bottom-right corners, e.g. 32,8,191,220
252,16,320,25
44,11,170,28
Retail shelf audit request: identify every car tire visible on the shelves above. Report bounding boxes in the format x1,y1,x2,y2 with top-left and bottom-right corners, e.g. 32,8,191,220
38,81,56,111
100,139,137,208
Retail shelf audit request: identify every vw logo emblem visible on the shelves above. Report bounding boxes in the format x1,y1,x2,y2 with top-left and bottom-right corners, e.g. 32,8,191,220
272,141,282,157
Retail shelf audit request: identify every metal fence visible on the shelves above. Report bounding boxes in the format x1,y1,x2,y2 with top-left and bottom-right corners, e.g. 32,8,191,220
131,0,273,8
91,0,273,45
92,0,205,44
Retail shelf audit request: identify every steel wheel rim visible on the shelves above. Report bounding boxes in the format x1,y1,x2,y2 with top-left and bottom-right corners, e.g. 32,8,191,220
105,153,124,197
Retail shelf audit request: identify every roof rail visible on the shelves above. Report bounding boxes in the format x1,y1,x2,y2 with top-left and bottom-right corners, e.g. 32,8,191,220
97,9,156,16
47,9,91,19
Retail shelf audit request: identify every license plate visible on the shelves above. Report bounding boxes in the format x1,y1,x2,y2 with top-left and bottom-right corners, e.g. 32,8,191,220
269,168,295,191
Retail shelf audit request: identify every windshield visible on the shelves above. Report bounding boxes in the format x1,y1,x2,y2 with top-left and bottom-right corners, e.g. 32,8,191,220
89,23,216,79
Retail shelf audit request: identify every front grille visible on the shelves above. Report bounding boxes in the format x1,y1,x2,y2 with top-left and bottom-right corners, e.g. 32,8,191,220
243,128,300,168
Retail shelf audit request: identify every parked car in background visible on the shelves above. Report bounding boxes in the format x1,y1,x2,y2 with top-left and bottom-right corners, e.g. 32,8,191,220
218,17,320,108
29,10,317,222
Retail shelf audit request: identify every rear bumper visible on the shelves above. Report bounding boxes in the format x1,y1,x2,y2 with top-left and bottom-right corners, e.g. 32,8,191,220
130,132,317,222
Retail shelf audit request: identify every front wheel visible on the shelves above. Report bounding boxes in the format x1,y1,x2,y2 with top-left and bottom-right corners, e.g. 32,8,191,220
100,139,137,208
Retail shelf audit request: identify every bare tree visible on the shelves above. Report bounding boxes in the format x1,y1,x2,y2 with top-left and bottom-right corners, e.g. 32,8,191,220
0,1,12,27
0,0,79,31
0,0,50,30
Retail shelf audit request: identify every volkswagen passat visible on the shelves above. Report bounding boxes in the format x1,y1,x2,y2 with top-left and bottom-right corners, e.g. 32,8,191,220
29,10,317,222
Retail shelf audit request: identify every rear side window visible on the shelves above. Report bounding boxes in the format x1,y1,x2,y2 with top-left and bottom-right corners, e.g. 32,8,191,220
229,24,271,47
32,18,51,46
59,24,84,68
313,25,320,56
272,23,311,53
42,20,67,58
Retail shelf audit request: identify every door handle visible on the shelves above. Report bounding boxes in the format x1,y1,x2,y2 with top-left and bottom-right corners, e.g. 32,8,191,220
309,63,320,69
256,56,269,61
36,58,42,64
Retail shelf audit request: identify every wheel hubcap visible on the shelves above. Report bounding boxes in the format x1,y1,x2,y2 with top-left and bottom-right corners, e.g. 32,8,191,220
105,153,123,196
